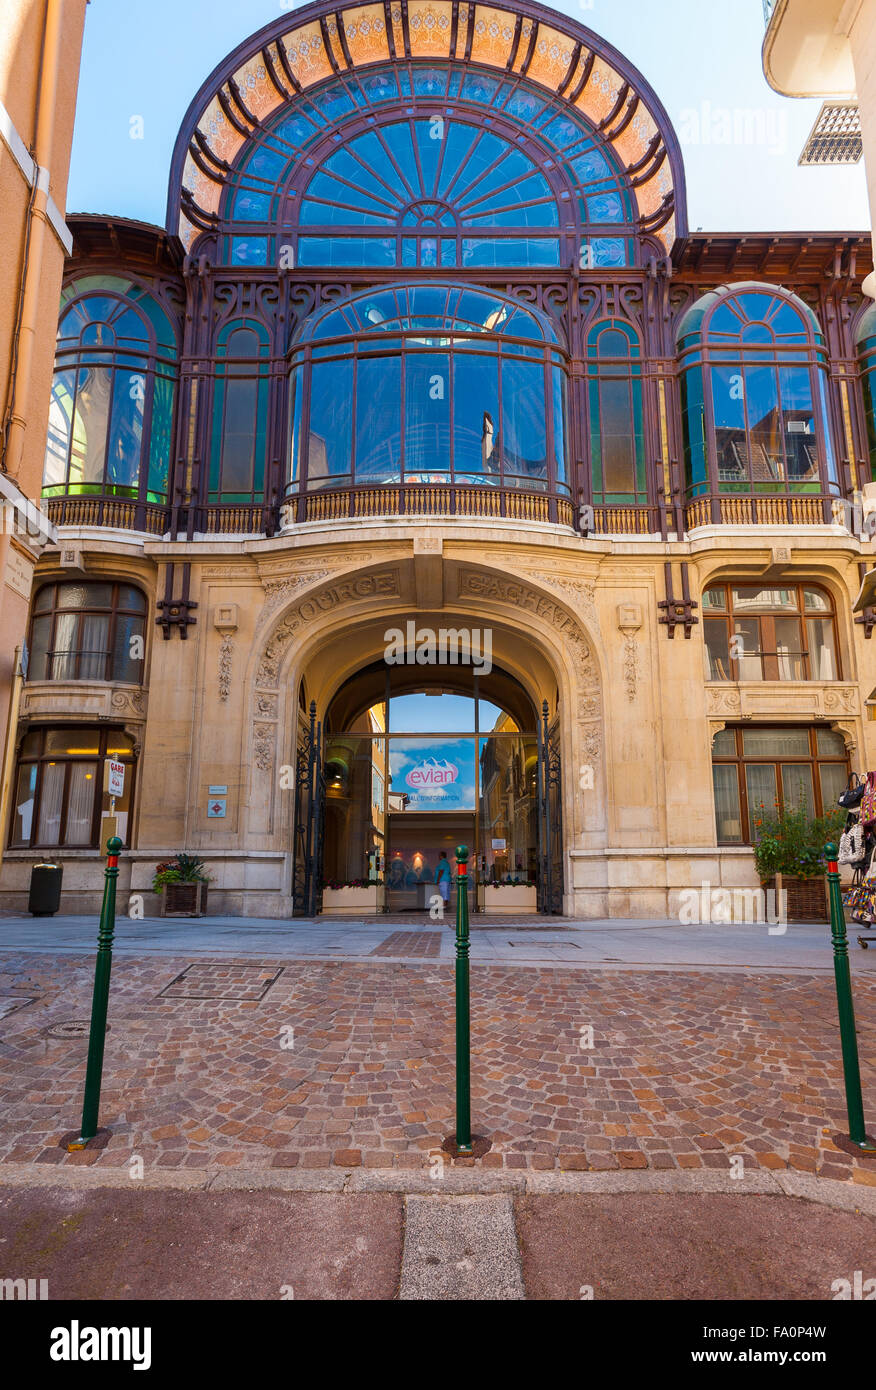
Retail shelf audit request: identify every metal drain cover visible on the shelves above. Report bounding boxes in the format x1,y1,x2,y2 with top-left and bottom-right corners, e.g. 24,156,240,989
43,1020,103,1040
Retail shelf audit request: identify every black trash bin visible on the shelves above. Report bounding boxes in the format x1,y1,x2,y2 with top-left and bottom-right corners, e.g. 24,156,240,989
29,862,62,917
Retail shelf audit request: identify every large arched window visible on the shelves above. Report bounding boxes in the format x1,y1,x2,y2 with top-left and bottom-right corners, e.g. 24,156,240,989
677,284,839,502
287,284,568,501
219,62,636,271
587,321,646,506
209,320,271,504
43,276,178,505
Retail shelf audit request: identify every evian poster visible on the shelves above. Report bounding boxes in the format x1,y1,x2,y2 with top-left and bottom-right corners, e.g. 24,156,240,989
389,739,476,810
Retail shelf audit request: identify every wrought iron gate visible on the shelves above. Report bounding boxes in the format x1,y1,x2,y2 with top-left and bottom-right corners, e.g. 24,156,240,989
292,700,325,916
537,700,564,915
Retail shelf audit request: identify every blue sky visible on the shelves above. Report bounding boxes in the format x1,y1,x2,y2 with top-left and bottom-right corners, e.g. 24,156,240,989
67,0,869,233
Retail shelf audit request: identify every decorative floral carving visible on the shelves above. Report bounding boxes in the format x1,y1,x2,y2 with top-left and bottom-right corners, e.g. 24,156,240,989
218,634,234,702
622,633,639,704
256,693,277,719
111,688,145,716
260,569,332,619
253,723,275,773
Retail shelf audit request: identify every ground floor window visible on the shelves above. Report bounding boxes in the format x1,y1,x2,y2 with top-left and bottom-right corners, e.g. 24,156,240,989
10,727,136,849
711,725,848,844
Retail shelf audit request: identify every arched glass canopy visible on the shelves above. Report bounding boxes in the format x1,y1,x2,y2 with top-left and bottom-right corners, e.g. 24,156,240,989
287,283,569,496
220,61,635,270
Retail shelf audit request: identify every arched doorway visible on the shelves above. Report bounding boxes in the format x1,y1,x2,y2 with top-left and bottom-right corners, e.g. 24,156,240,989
292,656,561,916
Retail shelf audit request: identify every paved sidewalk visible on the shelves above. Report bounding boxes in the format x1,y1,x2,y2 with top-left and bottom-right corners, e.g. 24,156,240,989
3,913,875,974
0,941,873,1181
0,1179,873,1300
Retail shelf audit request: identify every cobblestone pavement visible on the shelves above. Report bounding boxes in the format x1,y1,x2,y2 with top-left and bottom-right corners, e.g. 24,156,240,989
0,948,874,1183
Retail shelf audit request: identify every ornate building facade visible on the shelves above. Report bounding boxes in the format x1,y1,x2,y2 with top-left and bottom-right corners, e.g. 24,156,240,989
3,0,875,917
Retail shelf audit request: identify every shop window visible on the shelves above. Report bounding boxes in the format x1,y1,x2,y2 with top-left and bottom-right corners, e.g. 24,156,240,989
702,582,839,682
712,725,848,844
43,276,178,505
10,728,136,849
28,582,148,684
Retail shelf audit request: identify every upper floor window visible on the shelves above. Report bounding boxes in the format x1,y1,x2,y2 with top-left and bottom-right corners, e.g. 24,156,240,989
43,276,179,505
587,321,646,506
288,283,568,496
28,582,148,684
209,320,271,505
220,62,636,270
703,582,839,682
10,728,136,849
677,284,839,499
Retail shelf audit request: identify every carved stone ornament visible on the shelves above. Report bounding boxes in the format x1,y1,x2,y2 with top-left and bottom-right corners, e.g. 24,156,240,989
256,571,400,689
110,688,146,717
218,635,234,703
260,570,332,621
253,723,275,773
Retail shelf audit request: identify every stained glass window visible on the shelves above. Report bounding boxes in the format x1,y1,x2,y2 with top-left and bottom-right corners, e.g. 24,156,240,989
587,321,646,505
209,320,271,505
220,61,635,269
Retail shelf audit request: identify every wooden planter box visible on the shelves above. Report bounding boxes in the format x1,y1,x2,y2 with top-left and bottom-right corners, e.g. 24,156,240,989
322,886,381,914
764,875,827,924
159,881,208,918
483,885,538,914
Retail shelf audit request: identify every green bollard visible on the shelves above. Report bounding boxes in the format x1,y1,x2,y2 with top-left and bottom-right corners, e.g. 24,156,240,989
824,844,876,1156
67,837,122,1150
454,845,473,1156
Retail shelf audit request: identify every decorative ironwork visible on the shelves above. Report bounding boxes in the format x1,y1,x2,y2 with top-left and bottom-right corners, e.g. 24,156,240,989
537,700,563,916
658,561,699,640
155,563,198,640
292,701,325,916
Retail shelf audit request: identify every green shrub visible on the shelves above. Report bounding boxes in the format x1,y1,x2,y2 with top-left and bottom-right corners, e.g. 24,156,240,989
752,801,845,882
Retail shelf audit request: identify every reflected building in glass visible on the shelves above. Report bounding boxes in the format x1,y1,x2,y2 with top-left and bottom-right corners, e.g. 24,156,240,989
2,0,874,918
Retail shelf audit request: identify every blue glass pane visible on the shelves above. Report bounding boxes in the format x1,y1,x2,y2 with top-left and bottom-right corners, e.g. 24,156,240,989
405,353,451,475
80,322,115,349
402,238,418,266
454,355,499,475
148,372,174,502
462,239,561,268
586,193,625,223
736,292,776,323
356,357,401,482
502,359,547,478
106,369,144,492
359,71,399,103
570,147,612,183
462,201,557,228
541,114,584,148
309,360,353,482
298,237,396,267
552,367,567,485
272,114,320,146
232,189,272,221
289,365,304,484
742,321,774,346
412,68,448,97
589,238,628,268
441,239,457,266
313,82,356,122
459,72,500,103
818,372,839,491
43,370,76,489
770,301,810,338
709,303,743,336
503,89,546,123
681,367,708,494
230,237,269,266
242,144,291,182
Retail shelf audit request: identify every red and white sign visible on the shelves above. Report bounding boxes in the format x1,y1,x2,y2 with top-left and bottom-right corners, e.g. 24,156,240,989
405,758,459,789
105,760,125,799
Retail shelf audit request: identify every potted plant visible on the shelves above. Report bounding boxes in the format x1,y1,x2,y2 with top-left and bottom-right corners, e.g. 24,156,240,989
153,853,210,917
752,802,844,923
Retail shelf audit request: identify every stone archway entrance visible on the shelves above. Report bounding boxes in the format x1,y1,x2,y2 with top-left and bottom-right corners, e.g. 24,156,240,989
291,654,549,917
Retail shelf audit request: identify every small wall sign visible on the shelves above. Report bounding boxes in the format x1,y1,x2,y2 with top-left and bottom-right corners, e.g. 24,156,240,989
207,798,227,818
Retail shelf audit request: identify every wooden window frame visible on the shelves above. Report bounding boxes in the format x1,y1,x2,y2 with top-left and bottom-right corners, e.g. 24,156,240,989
29,581,147,684
9,727,136,851
703,581,840,683
712,724,848,846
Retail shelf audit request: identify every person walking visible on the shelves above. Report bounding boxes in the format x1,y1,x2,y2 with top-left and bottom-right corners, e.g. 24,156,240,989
435,851,452,920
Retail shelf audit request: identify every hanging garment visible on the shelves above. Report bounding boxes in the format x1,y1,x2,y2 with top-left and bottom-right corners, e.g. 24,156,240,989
860,772,876,828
